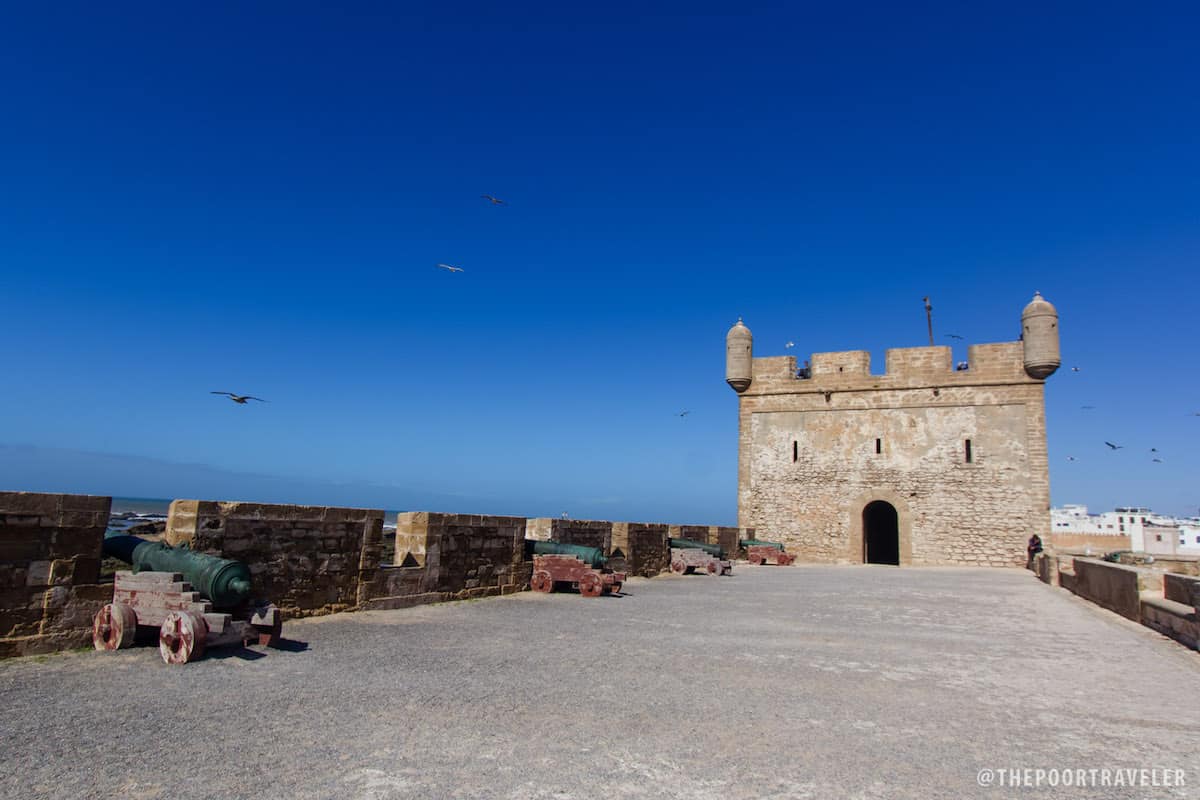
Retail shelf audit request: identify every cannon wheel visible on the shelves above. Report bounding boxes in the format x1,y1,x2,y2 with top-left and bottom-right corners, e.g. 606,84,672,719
670,560,686,574
255,615,283,647
608,582,622,595
531,569,554,593
706,560,720,575
578,572,603,597
92,603,137,651
755,555,766,566
159,611,208,665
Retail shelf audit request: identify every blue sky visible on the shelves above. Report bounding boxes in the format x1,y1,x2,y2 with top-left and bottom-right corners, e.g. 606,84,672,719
1,2,1197,522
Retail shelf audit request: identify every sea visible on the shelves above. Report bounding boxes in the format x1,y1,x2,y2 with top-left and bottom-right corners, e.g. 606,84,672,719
108,497,401,533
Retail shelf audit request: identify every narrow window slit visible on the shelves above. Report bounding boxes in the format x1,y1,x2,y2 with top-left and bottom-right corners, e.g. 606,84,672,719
964,439,973,463
875,438,882,455
792,441,798,462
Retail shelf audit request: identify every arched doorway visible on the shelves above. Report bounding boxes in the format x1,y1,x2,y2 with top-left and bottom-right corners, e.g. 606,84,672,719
863,501,899,565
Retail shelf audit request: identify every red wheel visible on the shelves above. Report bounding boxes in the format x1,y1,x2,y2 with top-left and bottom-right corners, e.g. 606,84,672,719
609,583,622,595
756,556,766,566
159,611,208,665
670,560,686,574
93,603,137,651
706,560,720,575
531,569,554,593
578,572,603,597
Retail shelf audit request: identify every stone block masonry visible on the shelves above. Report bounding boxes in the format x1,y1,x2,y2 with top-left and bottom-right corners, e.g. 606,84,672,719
166,500,385,618
616,523,670,577
395,512,528,597
0,491,111,657
737,341,1051,566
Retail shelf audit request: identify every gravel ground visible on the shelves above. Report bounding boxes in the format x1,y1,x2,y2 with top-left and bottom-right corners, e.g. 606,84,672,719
2,565,1198,800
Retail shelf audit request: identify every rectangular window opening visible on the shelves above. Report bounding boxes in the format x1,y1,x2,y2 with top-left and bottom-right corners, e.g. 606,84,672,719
792,441,798,463
875,438,882,455
964,439,973,463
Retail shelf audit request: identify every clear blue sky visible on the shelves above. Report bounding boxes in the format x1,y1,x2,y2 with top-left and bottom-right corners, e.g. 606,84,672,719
1,2,1197,522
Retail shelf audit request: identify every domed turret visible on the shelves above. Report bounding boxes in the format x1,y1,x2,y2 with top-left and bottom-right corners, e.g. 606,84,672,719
726,317,753,393
1021,292,1060,379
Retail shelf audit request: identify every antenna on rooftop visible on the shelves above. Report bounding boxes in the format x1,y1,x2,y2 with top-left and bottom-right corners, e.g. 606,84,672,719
923,296,933,346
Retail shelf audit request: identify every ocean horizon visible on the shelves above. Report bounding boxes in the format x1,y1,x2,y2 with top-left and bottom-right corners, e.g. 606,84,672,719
110,497,402,527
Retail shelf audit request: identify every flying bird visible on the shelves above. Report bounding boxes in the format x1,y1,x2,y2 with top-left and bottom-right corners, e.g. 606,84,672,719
1152,458,1163,463
211,392,267,404
1081,405,1096,410
436,263,464,273
944,333,964,340
1066,456,1077,462
1071,366,1081,372
678,410,690,418
1150,448,1158,453
1104,441,1123,450
480,194,506,205
785,341,795,349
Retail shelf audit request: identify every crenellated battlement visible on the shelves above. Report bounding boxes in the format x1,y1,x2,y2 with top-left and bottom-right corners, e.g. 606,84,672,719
744,340,1030,395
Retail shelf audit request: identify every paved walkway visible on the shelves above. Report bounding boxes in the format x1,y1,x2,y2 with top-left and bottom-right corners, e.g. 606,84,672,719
2,566,1198,799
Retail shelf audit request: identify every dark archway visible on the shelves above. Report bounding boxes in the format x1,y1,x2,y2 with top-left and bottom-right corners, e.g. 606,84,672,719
863,501,899,565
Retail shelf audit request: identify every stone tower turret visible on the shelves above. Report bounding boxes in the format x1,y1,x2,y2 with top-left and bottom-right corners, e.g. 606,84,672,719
1021,292,1061,379
725,318,753,393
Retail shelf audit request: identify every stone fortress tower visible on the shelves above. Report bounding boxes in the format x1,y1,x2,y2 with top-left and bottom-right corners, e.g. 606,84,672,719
726,294,1060,567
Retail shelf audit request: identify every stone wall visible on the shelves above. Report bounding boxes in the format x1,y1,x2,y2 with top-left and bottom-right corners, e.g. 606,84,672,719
166,500,384,617
1046,533,1130,553
613,522,669,577
0,492,112,658
737,341,1050,567
394,513,528,597
1069,558,1160,622
547,518,612,553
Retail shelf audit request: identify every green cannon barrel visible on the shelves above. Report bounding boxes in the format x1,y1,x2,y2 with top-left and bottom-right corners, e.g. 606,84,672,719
103,534,252,608
669,538,724,558
740,539,785,551
526,540,608,569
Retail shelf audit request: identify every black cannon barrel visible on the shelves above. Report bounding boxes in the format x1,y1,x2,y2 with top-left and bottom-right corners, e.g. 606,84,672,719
103,533,252,608
669,538,724,558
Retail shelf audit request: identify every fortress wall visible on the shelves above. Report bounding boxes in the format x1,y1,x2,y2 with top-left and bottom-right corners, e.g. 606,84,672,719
713,527,740,558
739,381,1047,566
884,346,953,379
1046,533,1130,552
0,492,112,657
670,525,712,545
548,518,612,553
166,500,384,618
395,512,528,598
811,351,871,377
622,523,670,577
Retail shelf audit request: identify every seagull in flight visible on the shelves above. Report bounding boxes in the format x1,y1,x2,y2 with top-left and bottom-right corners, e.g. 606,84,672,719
1066,456,1077,462
436,263,464,273
1104,441,1123,450
678,410,690,418
480,194,506,205
211,392,267,404
1152,458,1163,463
944,333,964,340
785,341,795,349
1071,366,1081,372
1081,405,1096,410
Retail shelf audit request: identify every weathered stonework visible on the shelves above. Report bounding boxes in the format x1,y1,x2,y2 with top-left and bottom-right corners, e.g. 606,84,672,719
618,523,670,577
0,492,111,657
735,341,1052,566
166,500,384,617
395,513,528,597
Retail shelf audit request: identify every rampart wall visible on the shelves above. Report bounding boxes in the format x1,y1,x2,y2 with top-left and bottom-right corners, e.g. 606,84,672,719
0,492,112,657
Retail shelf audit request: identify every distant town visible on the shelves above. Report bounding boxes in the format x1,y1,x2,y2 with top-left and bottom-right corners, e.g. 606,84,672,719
1051,504,1200,555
